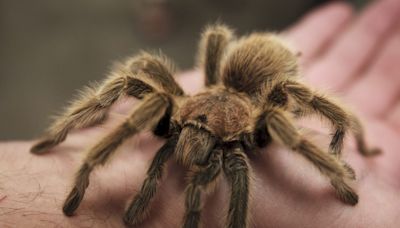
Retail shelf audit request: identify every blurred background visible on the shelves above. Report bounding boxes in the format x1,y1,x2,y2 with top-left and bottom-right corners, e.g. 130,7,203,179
0,0,368,140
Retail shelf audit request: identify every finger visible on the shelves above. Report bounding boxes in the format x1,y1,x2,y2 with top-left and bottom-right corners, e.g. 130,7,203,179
305,0,400,91
344,27,400,117
284,2,353,67
358,119,400,181
386,101,400,132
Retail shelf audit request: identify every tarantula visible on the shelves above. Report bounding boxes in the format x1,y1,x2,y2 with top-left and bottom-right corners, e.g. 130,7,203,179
31,24,380,228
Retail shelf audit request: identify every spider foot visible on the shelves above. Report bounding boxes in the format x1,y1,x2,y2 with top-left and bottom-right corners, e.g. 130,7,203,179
183,211,201,228
30,138,56,154
63,187,83,216
331,179,359,206
361,147,382,157
123,198,147,226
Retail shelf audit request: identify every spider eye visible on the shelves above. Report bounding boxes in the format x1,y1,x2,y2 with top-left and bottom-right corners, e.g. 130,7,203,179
197,114,208,123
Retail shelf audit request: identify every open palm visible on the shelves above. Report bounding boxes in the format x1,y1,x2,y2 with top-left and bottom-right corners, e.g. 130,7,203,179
1,0,400,227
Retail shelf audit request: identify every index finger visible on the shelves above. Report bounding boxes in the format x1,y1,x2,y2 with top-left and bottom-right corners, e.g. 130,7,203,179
305,0,400,91
284,2,353,67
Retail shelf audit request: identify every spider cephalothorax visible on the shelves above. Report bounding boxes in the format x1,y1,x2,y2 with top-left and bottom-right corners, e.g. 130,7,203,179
31,24,380,228
179,89,253,138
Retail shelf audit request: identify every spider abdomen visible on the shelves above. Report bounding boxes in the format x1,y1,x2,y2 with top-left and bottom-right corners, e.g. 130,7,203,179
178,89,252,140
222,34,298,98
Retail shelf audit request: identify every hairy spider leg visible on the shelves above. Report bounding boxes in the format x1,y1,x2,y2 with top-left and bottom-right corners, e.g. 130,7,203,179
31,52,184,154
62,93,172,216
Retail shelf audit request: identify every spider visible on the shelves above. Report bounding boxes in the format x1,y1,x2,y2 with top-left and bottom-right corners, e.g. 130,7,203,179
31,24,380,228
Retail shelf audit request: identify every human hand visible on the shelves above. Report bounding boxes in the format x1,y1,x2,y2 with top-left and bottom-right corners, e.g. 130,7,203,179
1,0,400,227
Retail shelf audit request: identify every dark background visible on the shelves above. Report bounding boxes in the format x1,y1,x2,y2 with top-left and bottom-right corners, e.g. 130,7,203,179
0,0,367,140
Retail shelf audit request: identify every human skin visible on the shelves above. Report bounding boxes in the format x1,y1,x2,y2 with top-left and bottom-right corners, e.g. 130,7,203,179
1,0,400,227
